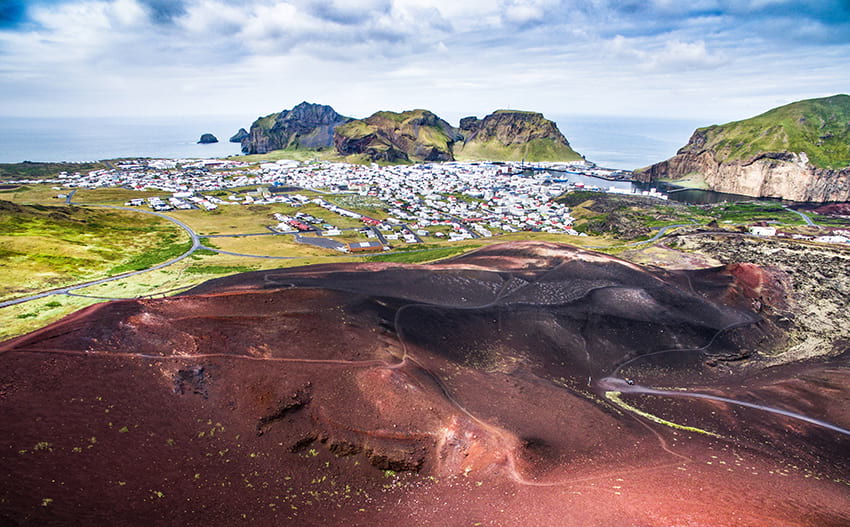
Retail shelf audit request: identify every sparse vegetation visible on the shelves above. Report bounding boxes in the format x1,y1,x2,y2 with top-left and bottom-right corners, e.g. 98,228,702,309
0,200,186,301
366,245,474,263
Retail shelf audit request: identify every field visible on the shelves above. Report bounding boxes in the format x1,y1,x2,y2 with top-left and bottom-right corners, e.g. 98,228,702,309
72,188,163,204
2,182,844,343
203,235,342,258
0,200,187,303
0,247,359,341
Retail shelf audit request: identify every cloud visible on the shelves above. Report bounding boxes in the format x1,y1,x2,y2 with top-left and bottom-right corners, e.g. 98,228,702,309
608,35,724,71
0,0,848,120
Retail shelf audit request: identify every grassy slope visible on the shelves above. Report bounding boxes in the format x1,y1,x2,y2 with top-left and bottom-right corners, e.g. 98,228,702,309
335,110,453,161
695,94,850,169
250,108,580,164
0,201,187,301
455,137,582,162
456,111,583,162
233,147,372,165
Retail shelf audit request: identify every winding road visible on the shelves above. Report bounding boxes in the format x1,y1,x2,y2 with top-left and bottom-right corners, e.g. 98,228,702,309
784,205,816,226
0,202,202,308
1,199,475,308
588,221,695,250
596,376,850,437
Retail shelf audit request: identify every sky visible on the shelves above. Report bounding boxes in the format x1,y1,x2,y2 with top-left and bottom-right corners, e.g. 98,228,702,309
1,0,849,123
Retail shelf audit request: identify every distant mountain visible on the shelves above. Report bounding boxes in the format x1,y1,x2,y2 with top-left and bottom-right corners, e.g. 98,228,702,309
455,110,583,162
241,102,352,155
240,103,584,163
636,94,850,202
333,110,459,163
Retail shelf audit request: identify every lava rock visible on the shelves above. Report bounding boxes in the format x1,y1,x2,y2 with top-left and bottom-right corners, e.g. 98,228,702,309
229,128,249,143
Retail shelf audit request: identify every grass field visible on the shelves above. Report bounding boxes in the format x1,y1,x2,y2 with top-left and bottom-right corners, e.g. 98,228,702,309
168,205,290,235
0,201,187,302
0,184,72,204
73,188,163,204
207,235,339,257
6,183,819,343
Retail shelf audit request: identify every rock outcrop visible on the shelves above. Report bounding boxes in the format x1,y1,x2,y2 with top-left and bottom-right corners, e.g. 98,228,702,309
332,108,582,163
455,110,582,162
636,94,850,202
229,128,249,143
333,110,459,163
237,103,583,163
197,133,218,144
241,102,351,154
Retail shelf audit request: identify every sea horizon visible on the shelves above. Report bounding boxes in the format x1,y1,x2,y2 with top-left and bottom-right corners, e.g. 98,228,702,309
0,114,706,170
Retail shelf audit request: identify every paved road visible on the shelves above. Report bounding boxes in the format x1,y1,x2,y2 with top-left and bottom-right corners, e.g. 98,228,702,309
784,205,816,226
203,231,299,238
0,202,202,309
447,215,481,239
370,226,388,245
294,234,346,252
588,222,694,250
625,223,695,246
402,223,424,244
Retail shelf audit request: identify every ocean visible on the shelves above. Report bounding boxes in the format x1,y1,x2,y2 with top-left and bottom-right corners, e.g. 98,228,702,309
0,114,707,170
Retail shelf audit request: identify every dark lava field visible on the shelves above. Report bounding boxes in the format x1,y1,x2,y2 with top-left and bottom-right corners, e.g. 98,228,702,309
1,241,848,526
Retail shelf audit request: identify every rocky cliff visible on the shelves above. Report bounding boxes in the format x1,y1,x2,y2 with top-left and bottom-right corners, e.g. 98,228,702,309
240,103,583,163
636,95,850,202
333,110,458,163
455,110,583,162
241,102,351,154
229,128,249,143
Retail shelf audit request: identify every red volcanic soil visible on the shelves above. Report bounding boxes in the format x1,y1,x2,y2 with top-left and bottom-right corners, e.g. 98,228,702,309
812,202,850,216
1,242,848,526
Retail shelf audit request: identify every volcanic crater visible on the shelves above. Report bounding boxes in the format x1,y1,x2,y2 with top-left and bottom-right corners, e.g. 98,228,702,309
1,241,848,526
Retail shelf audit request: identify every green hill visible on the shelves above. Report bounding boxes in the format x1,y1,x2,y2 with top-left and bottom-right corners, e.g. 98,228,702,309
685,94,850,170
334,109,457,163
455,110,582,162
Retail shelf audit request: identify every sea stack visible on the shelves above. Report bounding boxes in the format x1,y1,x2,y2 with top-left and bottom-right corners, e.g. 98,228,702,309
229,128,249,143
198,133,219,144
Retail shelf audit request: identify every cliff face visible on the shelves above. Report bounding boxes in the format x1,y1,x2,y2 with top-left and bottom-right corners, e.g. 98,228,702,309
240,103,583,163
637,95,850,202
455,110,582,162
333,110,458,163
241,102,351,154
229,128,249,143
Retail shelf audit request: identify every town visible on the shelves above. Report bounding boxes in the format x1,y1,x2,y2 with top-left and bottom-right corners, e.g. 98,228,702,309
35,158,670,252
